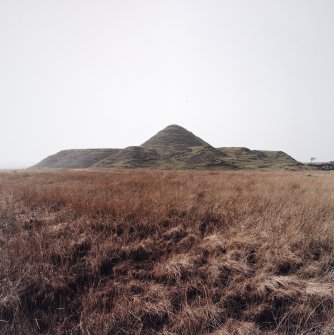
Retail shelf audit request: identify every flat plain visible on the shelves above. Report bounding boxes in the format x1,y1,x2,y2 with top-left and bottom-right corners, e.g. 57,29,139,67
0,169,333,334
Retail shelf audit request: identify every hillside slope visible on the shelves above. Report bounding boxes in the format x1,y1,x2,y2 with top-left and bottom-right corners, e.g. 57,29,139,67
217,147,301,169
141,124,210,148
35,149,121,169
34,125,302,169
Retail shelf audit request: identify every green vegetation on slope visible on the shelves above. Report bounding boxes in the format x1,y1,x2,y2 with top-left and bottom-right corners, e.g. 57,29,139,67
33,125,302,170
35,149,121,169
217,147,302,169
141,124,210,148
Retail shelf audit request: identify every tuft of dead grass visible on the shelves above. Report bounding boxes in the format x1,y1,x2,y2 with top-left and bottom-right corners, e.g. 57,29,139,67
0,169,333,334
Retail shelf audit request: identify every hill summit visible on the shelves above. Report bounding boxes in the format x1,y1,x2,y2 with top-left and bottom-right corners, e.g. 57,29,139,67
34,125,301,169
141,124,210,148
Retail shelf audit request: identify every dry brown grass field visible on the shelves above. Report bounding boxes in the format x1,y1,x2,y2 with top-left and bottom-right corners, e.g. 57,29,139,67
0,169,333,335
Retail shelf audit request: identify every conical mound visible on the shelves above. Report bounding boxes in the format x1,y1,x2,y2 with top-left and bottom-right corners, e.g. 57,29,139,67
33,124,302,170
141,124,211,148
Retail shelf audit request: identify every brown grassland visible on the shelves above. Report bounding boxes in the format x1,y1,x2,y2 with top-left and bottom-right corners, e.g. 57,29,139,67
0,169,333,334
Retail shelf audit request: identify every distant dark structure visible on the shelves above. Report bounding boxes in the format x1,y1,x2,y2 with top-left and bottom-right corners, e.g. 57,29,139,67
321,163,334,171
309,163,334,171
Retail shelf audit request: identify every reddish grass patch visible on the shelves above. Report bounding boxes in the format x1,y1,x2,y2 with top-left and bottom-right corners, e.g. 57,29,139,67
0,169,333,334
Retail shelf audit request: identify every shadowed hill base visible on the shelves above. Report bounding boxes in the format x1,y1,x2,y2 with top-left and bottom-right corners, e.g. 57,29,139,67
33,125,302,170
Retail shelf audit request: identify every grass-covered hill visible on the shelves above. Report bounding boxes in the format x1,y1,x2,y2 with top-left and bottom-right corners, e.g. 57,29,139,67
33,125,302,170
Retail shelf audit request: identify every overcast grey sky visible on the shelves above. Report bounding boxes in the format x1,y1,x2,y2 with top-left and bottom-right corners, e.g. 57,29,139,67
1,0,333,167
